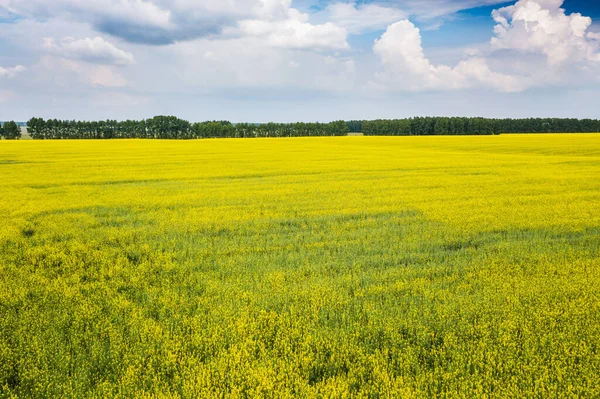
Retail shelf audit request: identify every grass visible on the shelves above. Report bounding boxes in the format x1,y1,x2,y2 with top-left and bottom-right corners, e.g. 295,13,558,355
1,135,599,398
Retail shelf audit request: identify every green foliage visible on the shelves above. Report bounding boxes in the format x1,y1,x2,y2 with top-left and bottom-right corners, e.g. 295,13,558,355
361,117,600,136
1,121,21,140
24,115,600,140
146,116,192,139
346,120,364,133
26,117,349,140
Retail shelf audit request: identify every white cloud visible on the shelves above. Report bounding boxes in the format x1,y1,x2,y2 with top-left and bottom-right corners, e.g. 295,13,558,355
2,0,174,44
0,65,26,78
1,0,175,43
3,0,600,120
491,0,600,65
239,7,349,50
324,2,407,34
588,32,600,41
167,36,355,91
43,37,135,66
1,0,348,50
373,0,600,93
387,0,507,20
159,32,357,94
373,20,524,92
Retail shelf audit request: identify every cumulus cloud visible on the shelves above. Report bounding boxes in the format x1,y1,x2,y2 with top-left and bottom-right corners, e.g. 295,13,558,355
491,0,600,65
373,0,600,92
4,0,600,113
373,20,524,92
0,65,26,78
323,2,407,34
1,0,175,44
239,7,349,50
0,0,348,49
43,37,135,66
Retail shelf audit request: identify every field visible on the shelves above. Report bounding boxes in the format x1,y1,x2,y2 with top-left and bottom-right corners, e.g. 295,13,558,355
1,135,600,398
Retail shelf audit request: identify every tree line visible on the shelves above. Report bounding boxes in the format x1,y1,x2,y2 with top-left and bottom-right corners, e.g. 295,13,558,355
350,117,600,136
12,116,600,140
26,117,349,140
0,121,21,140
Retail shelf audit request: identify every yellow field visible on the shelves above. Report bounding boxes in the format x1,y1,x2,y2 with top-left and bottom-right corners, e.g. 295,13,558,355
1,135,599,398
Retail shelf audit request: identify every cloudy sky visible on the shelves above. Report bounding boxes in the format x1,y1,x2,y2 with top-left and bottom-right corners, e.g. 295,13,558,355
1,0,600,122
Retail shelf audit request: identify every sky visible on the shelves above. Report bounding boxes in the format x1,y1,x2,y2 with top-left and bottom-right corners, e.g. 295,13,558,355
1,0,600,122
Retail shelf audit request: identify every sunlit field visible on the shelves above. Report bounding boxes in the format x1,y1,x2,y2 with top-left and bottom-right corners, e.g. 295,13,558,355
1,135,600,398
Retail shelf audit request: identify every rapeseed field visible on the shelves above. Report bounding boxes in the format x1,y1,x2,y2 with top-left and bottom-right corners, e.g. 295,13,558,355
1,135,599,398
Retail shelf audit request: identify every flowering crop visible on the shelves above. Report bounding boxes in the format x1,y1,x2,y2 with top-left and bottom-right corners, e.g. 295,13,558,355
1,135,599,398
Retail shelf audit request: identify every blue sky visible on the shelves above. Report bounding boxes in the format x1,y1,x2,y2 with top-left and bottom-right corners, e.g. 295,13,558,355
1,0,600,122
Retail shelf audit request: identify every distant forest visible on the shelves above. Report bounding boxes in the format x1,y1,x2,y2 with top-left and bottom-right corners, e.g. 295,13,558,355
2,116,600,139
350,118,600,135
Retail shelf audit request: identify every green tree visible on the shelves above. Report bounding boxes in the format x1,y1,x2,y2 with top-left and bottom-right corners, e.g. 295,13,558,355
2,121,21,140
